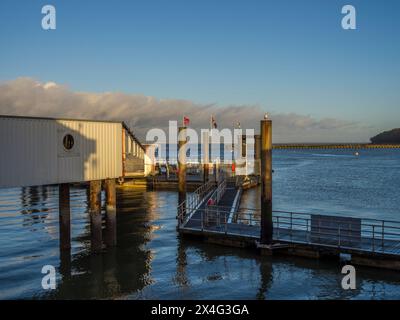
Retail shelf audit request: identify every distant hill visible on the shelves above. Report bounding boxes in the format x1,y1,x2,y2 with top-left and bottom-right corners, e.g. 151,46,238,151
370,128,400,144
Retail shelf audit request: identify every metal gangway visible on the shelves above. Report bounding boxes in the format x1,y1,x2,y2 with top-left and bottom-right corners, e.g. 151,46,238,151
177,180,216,227
177,177,241,230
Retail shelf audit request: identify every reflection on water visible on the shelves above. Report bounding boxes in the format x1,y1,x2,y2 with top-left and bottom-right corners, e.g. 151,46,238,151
44,188,160,299
1,150,400,299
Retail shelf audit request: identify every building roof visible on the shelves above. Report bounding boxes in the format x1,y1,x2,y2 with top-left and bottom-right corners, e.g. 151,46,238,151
0,114,123,124
0,114,145,150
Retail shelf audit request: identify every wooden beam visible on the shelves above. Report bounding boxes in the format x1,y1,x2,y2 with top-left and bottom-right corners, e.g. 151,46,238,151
89,180,102,253
260,119,273,244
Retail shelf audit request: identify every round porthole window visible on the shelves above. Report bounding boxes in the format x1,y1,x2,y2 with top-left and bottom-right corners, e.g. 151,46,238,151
63,134,75,151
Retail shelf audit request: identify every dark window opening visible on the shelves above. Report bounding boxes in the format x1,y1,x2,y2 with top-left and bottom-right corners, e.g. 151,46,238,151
63,134,74,151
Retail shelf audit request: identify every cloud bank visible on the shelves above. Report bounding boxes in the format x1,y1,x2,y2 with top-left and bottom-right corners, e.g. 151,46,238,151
0,78,372,143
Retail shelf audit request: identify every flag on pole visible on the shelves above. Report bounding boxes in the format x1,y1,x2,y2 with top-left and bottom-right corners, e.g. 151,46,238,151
183,116,190,126
211,115,217,129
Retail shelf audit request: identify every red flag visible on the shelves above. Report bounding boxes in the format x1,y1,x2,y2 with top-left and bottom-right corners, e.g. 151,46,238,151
183,116,190,126
211,116,217,129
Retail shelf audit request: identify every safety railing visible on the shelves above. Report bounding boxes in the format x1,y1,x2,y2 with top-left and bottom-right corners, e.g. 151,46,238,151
183,207,400,255
207,179,227,205
236,209,400,254
187,206,231,233
177,180,216,227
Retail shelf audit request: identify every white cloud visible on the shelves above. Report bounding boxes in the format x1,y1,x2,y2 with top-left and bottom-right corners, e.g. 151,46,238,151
42,82,58,89
0,78,374,142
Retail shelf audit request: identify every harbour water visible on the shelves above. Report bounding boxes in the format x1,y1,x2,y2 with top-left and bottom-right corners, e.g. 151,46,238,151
1,149,400,300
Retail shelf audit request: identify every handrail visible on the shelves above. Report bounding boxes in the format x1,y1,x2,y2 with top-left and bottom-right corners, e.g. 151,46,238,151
237,208,400,226
236,210,400,227
202,179,228,229
177,180,216,227
183,209,400,254
183,207,400,254
208,179,227,206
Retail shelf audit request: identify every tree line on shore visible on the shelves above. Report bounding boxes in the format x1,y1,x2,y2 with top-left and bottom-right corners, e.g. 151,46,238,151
370,128,400,144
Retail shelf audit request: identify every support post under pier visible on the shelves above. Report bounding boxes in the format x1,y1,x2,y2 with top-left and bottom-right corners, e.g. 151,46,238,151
254,134,261,176
59,183,71,251
89,180,102,253
202,131,209,183
105,179,117,247
178,126,187,216
260,117,273,244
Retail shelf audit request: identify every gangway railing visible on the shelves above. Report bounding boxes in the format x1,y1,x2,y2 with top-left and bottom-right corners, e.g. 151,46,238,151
203,179,228,228
208,179,227,205
177,180,216,227
182,207,400,255
236,209,400,254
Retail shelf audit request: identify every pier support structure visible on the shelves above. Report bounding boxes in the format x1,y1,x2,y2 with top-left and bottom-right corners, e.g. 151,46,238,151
89,180,102,253
260,117,273,244
178,127,187,215
202,131,209,182
203,165,209,183
214,159,220,184
104,179,117,247
59,184,71,251
241,135,247,158
58,184,72,277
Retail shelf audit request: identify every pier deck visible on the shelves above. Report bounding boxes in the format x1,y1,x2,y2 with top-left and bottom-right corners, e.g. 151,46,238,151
181,221,400,256
178,182,400,269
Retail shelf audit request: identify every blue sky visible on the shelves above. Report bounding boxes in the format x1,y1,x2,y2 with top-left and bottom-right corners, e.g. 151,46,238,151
0,0,399,140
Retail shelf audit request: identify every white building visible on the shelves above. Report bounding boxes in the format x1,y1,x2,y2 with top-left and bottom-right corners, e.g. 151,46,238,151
0,115,146,188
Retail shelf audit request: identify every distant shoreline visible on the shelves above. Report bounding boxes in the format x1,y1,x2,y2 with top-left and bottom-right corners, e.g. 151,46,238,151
273,143,400,149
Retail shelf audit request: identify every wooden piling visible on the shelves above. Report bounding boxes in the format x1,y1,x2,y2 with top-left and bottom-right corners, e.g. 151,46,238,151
241,135,247,158
202,131,209,182
60,249,72,278
215,159,220,183
260,118,273,244
104,179,117,247
178,127,187,215
89,180,102,252
59,183,71,250
203,164,209,182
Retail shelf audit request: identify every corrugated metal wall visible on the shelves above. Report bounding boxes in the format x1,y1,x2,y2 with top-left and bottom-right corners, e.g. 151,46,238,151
0,117,123,188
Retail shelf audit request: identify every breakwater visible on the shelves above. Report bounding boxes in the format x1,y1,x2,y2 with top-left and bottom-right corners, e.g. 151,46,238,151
273,144,400,150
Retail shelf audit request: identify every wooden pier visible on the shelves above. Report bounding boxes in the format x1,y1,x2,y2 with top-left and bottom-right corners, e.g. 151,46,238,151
177,181,400,270
2,115,400,272
0,116,149,256
176,117,400,271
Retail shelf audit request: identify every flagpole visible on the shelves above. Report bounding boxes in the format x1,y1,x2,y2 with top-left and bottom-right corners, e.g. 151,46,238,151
209,115,211,167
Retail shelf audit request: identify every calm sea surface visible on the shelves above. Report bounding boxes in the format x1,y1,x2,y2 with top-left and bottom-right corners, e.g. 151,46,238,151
1,149,400,300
